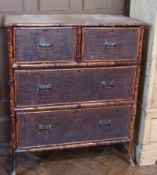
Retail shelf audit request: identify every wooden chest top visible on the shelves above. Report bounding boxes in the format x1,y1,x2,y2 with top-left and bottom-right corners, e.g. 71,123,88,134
4,14,144,27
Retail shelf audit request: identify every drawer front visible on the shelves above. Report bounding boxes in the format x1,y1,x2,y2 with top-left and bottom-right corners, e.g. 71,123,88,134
17,105,131,148
14,27,77,63
82,28,139,62
15,67,136,107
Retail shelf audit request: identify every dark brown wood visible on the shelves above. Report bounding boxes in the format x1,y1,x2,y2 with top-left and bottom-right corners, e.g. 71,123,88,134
13,27,77,63
127,26,145,165
7,27,17,175
14,100,134,112
16,105,131,149
7,27,17,150
12,60,139,69
15,66,136,107
4,14,144,174
82,27,140,62
76,26,82,63
16,139,129,153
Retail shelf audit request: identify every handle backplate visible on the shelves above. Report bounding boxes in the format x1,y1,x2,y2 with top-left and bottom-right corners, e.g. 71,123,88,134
38,124,52,131
38,83,53,91
38,41,54,49
104,41,117,48
98,119,112,128
101,80,115,88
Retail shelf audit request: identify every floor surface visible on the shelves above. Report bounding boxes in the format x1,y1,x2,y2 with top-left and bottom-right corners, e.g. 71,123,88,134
0,146,157,175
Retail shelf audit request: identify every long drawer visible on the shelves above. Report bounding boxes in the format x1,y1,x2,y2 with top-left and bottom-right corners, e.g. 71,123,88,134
16,105,131,149
14,27,77,63
15,66,136,107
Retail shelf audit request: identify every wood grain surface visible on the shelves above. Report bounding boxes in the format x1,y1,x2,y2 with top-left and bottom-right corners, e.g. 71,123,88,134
4,14,144,27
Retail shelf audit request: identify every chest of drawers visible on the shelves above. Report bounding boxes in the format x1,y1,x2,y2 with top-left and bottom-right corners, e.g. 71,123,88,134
4,14,144,175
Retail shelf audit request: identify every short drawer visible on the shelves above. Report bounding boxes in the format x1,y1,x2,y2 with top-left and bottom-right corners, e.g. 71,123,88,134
14,27,77,63
16,105,131,148
82,28,140,62
15,66,136,107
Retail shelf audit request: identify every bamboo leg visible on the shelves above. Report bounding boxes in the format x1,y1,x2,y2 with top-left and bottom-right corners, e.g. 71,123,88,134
9,151,17,175
128,142,135,166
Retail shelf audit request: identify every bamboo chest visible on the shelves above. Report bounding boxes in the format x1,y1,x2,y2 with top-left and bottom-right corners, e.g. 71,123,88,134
4,14,144,174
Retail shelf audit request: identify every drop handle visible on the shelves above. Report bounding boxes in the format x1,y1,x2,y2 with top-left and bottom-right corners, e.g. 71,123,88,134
38,41,54,49
104,41,117,48
101,80,115,88
38,84,53,91
38,124,52,131
98,120,112,128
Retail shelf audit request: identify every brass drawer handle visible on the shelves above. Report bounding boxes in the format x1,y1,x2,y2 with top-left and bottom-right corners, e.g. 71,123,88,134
38,41,54,49
104,41,117,48
38,124,52,131
98,120,112,128
38,84,53,91
101,80,115,88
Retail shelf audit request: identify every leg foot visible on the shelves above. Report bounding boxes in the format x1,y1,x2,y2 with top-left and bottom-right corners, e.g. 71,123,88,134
129,159,135,166
9,151,17,175
10,170,16,175
127,142,135,166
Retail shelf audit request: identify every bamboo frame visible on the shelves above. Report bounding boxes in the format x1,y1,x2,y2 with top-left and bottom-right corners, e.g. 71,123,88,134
5,16,144,174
